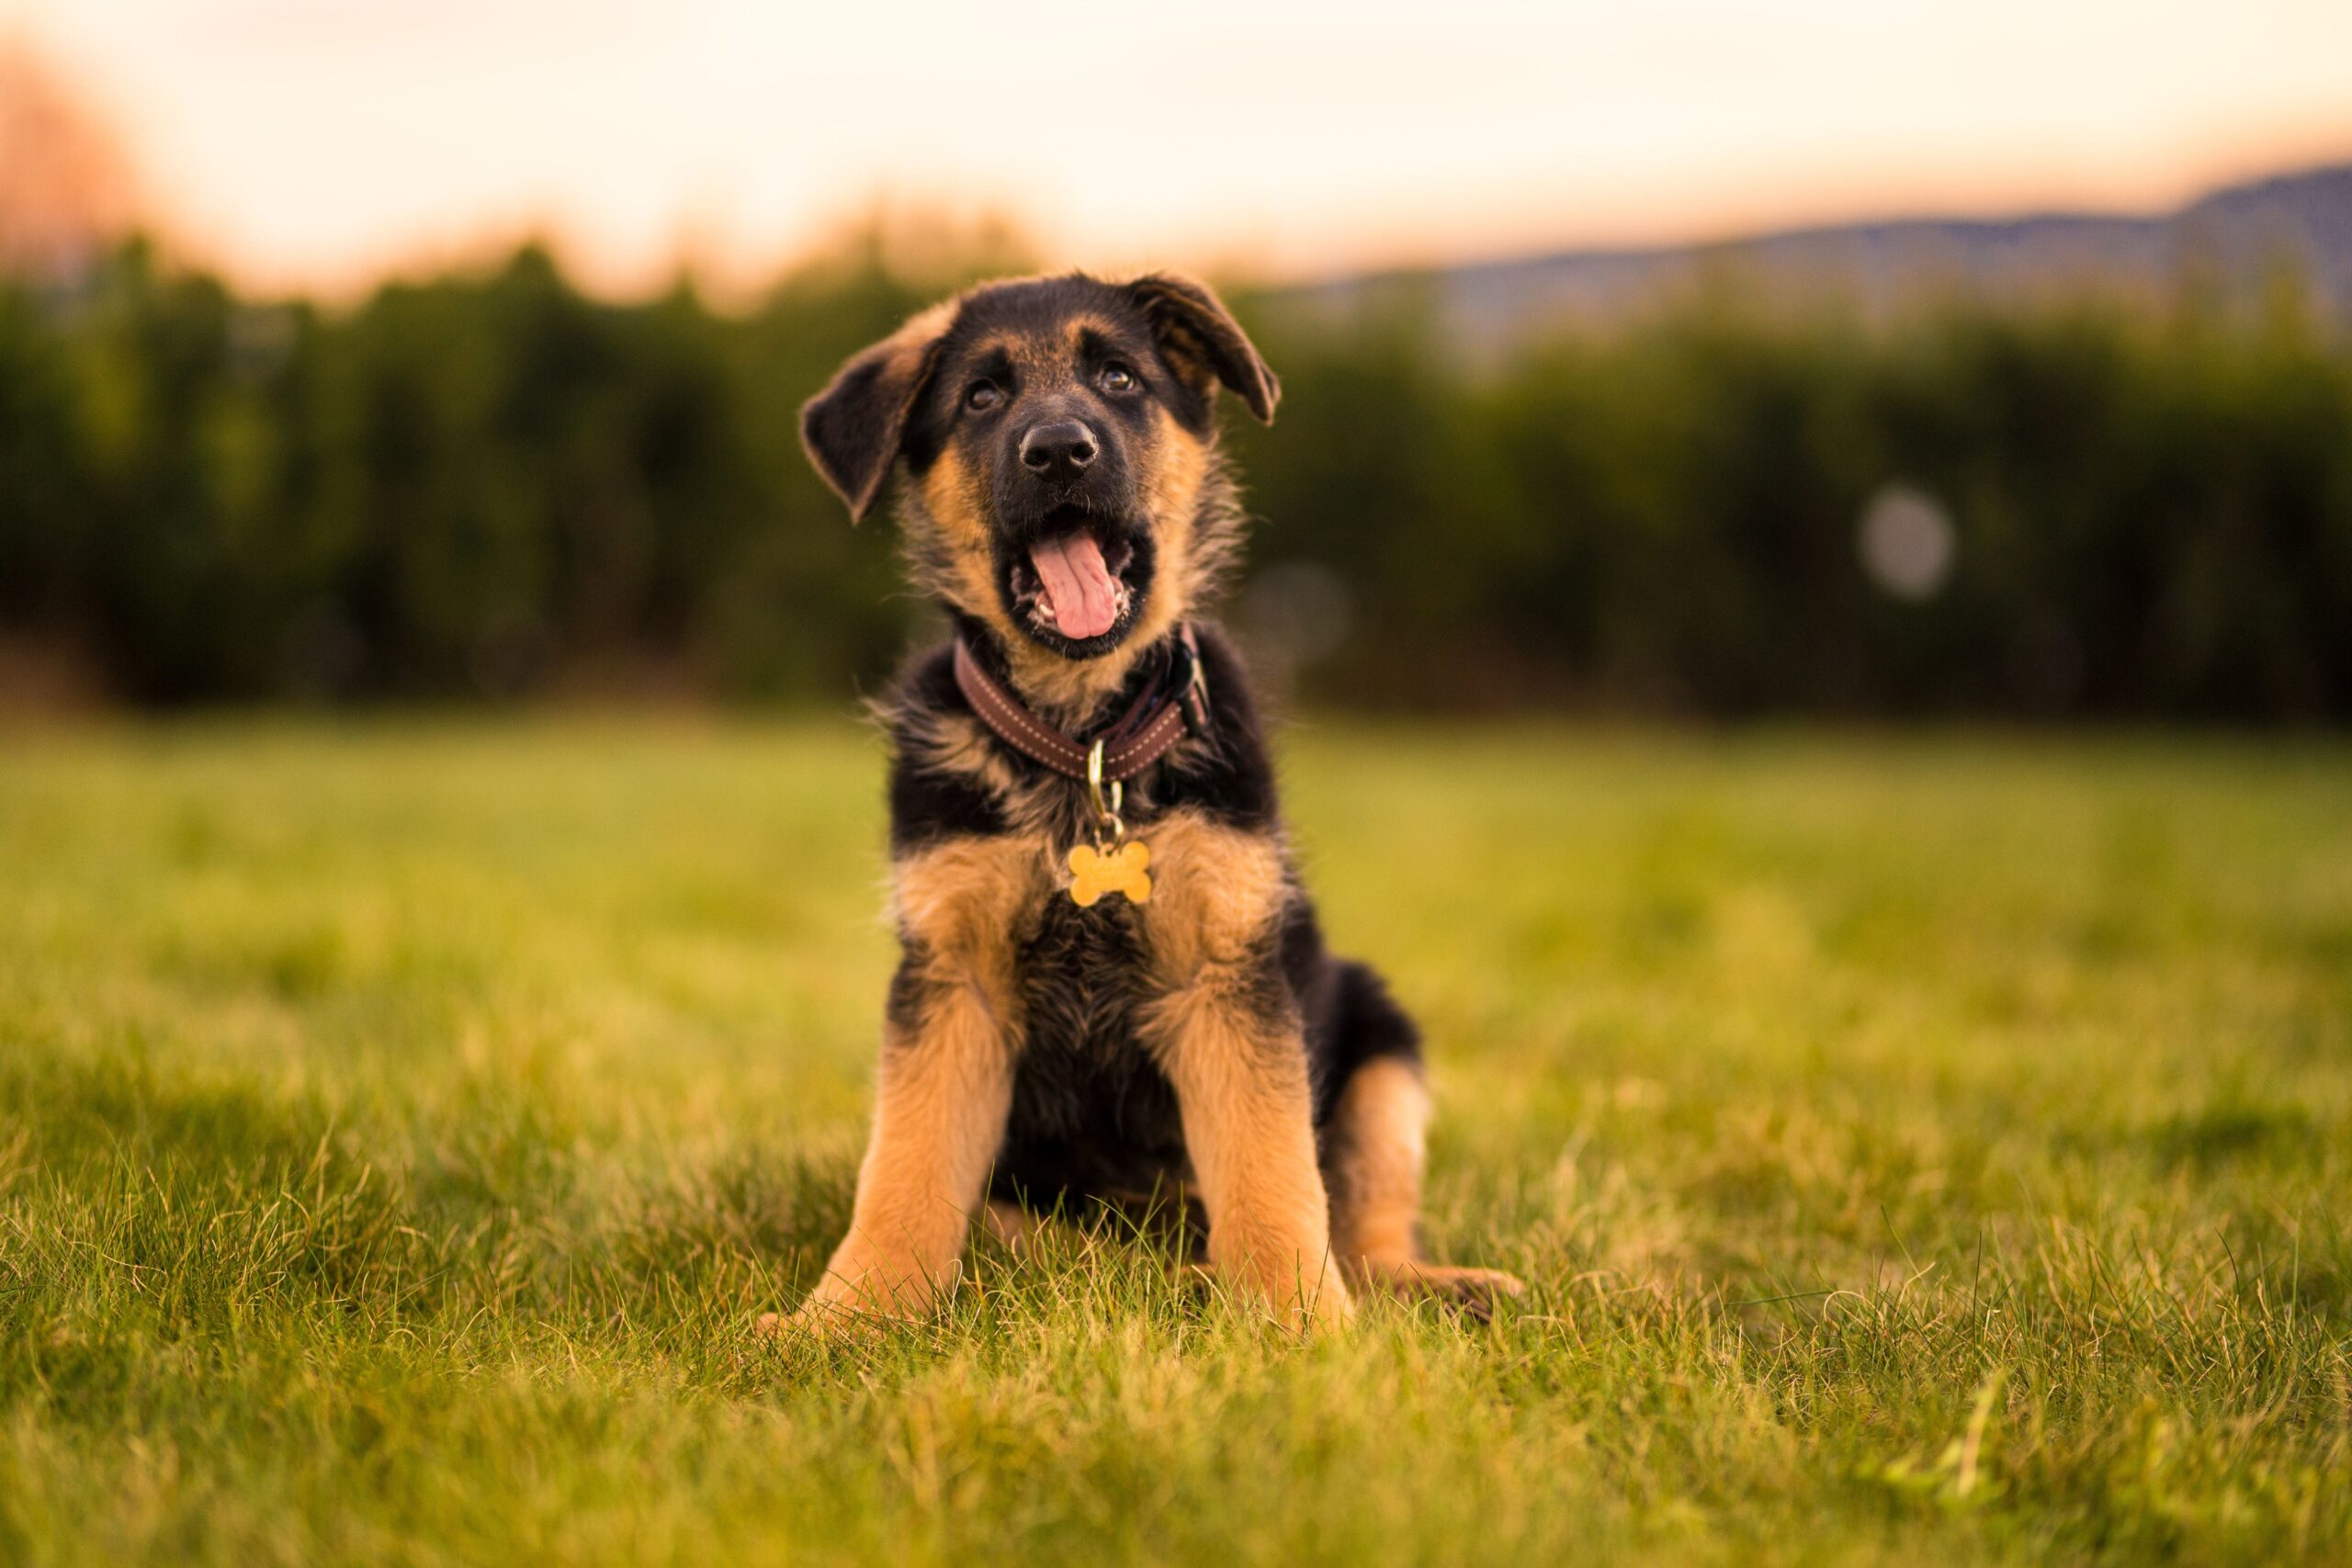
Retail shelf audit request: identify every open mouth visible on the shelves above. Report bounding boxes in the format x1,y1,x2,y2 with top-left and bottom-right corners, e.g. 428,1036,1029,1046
1009,511,1137,643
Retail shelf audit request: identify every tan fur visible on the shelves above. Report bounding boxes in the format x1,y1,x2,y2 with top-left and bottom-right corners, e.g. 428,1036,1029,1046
914,446,1008,637
1138,810,1290,985
1327,1056,1430,1265
890,832,1052,991
792,836,1048,1325
787,276,1515,1337
904,394,1223,729
970,331,1058,379
990,409,1213,722
1144,984,1351,1328
1001,628,1155,726
1119,410,1214,660
1325,1057,1527,1315
1135,810,1350,1328
909,443,1152,724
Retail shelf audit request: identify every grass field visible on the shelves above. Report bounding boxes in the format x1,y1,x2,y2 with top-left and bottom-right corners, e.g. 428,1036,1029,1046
2,719,2347,1566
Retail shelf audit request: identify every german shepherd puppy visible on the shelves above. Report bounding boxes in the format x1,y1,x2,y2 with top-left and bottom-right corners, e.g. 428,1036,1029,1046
780,272,1521,1331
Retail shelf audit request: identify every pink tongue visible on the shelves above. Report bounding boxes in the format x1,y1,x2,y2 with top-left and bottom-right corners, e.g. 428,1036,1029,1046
1030,532,1120,638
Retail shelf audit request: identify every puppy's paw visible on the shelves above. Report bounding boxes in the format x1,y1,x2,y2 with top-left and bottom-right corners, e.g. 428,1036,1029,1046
753,1263,938,1343
752,1292,910,1347
752,1304,839,1342
1175,1258,1356,1333
752,1303,854,1338
1257,1262,1357,1335
1365,1261,1526,1323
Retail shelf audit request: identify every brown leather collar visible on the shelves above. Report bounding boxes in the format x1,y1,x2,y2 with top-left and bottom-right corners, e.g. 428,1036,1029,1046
953,626,1210,782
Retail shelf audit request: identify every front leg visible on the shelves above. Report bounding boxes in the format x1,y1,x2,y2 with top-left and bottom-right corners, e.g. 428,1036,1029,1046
792,837,1035,1326
1141,815,1352,1329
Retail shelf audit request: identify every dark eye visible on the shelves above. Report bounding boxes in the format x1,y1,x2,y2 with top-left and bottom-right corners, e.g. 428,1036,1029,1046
1098,363,1138,394
964,380,1003,412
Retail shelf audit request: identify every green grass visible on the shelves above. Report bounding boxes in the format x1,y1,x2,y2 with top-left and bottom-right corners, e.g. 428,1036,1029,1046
2,719,2348,1566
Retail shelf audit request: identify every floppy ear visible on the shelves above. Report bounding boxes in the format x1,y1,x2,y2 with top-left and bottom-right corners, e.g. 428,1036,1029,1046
1125,273,1280,424
799,301,956,522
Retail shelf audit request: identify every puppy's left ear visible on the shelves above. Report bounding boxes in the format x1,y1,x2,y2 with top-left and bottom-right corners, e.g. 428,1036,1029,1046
800,301,956,522
1125,273,1280,424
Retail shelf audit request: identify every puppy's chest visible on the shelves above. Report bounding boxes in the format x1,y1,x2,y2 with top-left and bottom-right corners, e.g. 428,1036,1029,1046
1013,886,1153,1052
982,783,1190,1007
995,862,1188,1160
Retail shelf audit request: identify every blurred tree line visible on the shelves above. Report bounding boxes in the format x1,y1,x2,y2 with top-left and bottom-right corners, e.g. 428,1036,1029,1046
2,235,2347,718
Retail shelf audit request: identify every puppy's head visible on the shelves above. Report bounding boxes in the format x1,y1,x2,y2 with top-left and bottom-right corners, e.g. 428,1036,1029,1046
802,273,1276,663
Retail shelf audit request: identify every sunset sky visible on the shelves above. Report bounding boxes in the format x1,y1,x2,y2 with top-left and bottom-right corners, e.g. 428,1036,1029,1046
8,0,2352,296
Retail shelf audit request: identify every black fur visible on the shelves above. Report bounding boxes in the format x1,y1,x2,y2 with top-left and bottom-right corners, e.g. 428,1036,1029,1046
817,273,1419,1259
884,624,1422,1234
1125,273,1281,426
801,321,946,522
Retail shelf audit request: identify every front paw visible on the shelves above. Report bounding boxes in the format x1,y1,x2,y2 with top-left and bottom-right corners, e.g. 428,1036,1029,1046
759,1245,954,1337
1278,1270,1355,1334
752,1292,888,1341
1210,1244,1356,1332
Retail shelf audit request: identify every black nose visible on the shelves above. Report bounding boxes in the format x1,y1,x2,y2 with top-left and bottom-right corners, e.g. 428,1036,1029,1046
1019,420,1098,479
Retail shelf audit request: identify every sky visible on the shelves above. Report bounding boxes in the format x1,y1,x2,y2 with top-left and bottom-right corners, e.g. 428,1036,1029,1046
8,0,2352,297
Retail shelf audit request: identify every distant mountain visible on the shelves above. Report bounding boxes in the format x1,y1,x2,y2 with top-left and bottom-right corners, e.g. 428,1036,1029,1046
1293,162,2352,339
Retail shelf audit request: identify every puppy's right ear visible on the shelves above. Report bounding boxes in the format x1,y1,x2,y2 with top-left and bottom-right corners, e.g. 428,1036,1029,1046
799,301,956,522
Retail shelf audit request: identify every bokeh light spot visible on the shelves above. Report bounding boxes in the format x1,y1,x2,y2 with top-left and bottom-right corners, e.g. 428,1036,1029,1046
1858,484,1956,601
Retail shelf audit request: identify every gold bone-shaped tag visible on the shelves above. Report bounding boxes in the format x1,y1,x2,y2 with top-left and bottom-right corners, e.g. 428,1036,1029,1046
1068,840,1152,907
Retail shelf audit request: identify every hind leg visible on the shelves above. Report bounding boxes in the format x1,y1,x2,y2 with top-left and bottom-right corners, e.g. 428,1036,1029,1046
1326,1054,1525,1320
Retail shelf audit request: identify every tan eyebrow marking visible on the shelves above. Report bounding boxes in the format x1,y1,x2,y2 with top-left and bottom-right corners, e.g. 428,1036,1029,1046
968,331,1061,375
